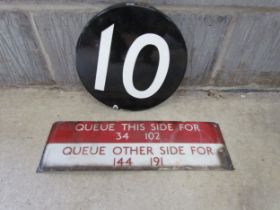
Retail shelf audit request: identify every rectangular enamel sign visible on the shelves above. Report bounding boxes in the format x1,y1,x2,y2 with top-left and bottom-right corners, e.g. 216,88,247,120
37,121,233,172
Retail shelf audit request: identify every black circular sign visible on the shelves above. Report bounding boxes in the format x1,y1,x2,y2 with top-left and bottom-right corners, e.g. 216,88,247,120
76,3,187,110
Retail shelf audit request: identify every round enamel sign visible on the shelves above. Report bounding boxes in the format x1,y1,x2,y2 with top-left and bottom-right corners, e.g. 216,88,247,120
76,3,187,110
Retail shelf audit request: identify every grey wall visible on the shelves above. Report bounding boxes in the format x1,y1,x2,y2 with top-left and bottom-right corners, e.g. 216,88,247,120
0,1,280,88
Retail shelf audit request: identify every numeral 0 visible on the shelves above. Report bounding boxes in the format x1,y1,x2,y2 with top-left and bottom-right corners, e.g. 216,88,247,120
94,24,170,99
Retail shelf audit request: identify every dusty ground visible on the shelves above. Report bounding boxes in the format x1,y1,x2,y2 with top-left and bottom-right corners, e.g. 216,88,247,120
0,87,279,210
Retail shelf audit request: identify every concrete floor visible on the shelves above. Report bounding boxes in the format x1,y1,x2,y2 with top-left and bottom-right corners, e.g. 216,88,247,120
0,87,279,210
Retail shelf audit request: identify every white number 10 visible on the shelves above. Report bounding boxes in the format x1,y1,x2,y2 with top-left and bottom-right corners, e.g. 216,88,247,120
94,24,170,99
